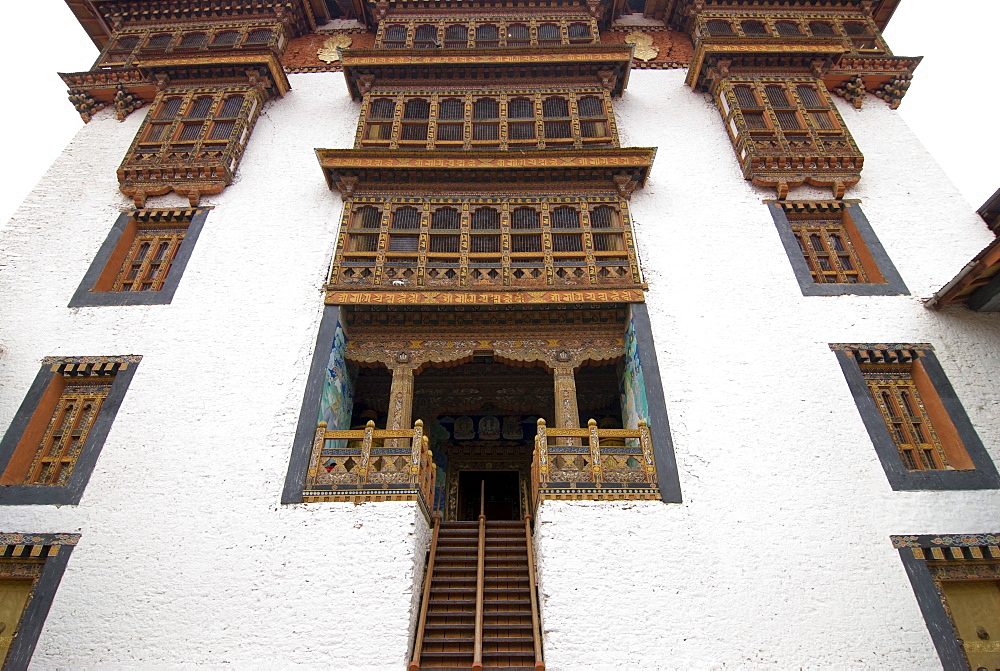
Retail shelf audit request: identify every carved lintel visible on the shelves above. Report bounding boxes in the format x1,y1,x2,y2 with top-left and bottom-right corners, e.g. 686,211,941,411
613,174,638,200
598,70,618,93
357,74,376,96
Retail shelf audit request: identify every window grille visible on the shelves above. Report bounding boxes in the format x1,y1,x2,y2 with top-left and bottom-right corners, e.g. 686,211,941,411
567,23,591,41
577,96,603,117
775,21,801,36
472,208,500,229
475,24,499,47
507,24,530,45
470,235,500,253
544,121,571,138
177,123,202,142
552,234,583,252
741,20,768,36
843,22,869,36
438,99,464,120
537,23,561,43
733,86,758,108
512,207,540,229
146,33,171,49
404,99,430,119
796,86,823,108
775,111,801,130
580,121,607,138
212,31,239,46
179,32,207,48
511,234,542,252
414,25,437,47
188,97,214,118
369,98,396,119
354,206,382,229
764,85,792,108
509,122,535,140
245,29,273,44
863,368,948,471
111,36,140,52
593,233,625,252
208,120,235,140
742,112,767,130
551,207,580,228
432,208,461,229
444,25,468,47
809,21,835,36
437,124,463,141
706,19,735,36
590,206,616,228
23,379,112,486
384,24,407,45
543,97,569,118
401,124,428,140
473,98,499,119
219,96,244,118
391,207,421,229
112,226,186,292
349,234,379,252
508,98,534,119
429,235,460,253
156,98,183,120
389,235,419,252
790,219,869,284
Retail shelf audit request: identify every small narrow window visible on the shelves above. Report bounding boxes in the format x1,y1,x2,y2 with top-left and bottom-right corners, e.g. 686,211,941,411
775,21,802,36
740,20,768,36
212,31,240,46
353,206,382,229
369,98,396,119
809,21,835,36
590,206,617,228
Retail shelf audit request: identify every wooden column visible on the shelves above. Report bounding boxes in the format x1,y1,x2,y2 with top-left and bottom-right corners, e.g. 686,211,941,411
387,362,416,432
553,365,580,445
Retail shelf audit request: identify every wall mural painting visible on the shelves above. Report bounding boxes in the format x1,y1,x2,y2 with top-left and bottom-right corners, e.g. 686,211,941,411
318,321,357,449
620,317,649,432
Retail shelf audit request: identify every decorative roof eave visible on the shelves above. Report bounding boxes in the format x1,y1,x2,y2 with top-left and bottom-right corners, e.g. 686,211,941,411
60,53,290,122
364,0,615,26
315,147,657,198
824,54,920,108
339,45,633,99
928,236,1000,312
661,0,900,32
685,40,847,89
977,187,1000,235
64,0,330,49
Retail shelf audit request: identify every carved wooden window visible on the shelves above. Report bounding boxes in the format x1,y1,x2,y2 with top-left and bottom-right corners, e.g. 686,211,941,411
359,89,614,150
134,89,254,151
146,33,172,50
791,219,869,284
212,30,240,46
414,24,437,47
809,21,836,36
444,24,468,47
0,358,138,500
537,23,561,44
109,221,187,292
832,345,999,490
567,23,591,43
245,28,273,44
507,24,530,46
775,21,802,36
843,21,877,49
475,24,500,47
333,197,641,291
741,20,768,36
706,19,735,36
384,24,407,47
110,36,141,53
178,32,208,49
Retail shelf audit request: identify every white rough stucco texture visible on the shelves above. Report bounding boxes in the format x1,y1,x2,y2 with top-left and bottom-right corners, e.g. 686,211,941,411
0,64,998,669
534,68,1000,670
0,73,430,669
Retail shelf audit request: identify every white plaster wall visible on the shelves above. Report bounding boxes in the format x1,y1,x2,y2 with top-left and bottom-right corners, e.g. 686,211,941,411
533,68,1000,670
1,65,998,669
0,73,429,669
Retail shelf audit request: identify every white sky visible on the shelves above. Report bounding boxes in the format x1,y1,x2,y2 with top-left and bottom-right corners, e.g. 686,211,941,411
1,0,997,225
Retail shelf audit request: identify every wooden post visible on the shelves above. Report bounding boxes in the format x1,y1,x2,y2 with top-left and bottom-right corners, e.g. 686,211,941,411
473,479,486,671
359,419,375,486
552,366,579,446
587,418,602,483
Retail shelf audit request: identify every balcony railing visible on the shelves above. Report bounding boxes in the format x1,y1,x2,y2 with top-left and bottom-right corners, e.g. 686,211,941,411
531,417,659,504
304,419,436,507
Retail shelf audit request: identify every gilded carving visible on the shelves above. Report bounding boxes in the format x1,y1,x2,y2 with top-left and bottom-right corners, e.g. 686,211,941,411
624,31,659,62
317,34,352,63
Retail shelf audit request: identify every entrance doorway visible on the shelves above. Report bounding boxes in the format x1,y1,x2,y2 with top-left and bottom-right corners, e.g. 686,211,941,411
457,470,521,521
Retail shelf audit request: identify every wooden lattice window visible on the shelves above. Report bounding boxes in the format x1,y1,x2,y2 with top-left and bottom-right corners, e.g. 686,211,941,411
567,23,591,43
863,366,949,471
414,24,437,48
145,33,172,50
134,89,255,154
809,21,836,36
110,222,186,292
383,24,407,47
178,32,208,49
791,219,869,284
843,21,877,49
0,359,137,493
706,19,735,36
110,35,141,53
212,30,240,46
740,20,768,36
537,23,561,44
444,25,468,48
359,90,613,150
245,28,273,44
507,24,530,46
775,21,802,36
475,24,500,47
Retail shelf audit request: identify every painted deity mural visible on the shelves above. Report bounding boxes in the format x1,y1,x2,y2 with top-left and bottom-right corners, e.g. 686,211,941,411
620,316,649,431
318,321,356,448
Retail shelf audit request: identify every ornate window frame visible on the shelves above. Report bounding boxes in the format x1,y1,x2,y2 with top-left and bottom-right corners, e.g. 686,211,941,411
893,533,1000,670
0,356,141,505
768,201,908,296
831,344,999,491
0,533,79,668
69,208,209,307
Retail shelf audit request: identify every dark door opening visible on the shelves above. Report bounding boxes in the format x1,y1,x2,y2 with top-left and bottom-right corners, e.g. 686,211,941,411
457,470,521,521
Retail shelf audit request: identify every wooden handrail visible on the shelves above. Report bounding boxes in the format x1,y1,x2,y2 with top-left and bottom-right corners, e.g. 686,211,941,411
472,480,486,671
409,511,441,671
473,480,486,671
523,514,545,671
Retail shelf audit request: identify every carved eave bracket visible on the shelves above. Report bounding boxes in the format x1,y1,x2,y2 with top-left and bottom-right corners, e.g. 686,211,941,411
315,147,656,197
338,44,633,100
826,55,921,109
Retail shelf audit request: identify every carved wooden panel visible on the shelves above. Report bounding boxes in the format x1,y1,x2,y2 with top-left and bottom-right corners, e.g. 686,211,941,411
374,16,599,49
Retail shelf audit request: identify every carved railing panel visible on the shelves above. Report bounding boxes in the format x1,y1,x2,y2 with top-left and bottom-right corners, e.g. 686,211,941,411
531,418,658,502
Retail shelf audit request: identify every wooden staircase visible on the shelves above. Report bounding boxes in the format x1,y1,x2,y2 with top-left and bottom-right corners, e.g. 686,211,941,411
410,518,544,671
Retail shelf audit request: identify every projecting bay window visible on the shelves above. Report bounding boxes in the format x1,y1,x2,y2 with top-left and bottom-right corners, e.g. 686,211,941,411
693,14,888,54
832,344,999,491
717,77,863,196
96,23,286,67
374,17,598,48
357,89,616,150
331,196,643,292
119,87,263,205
